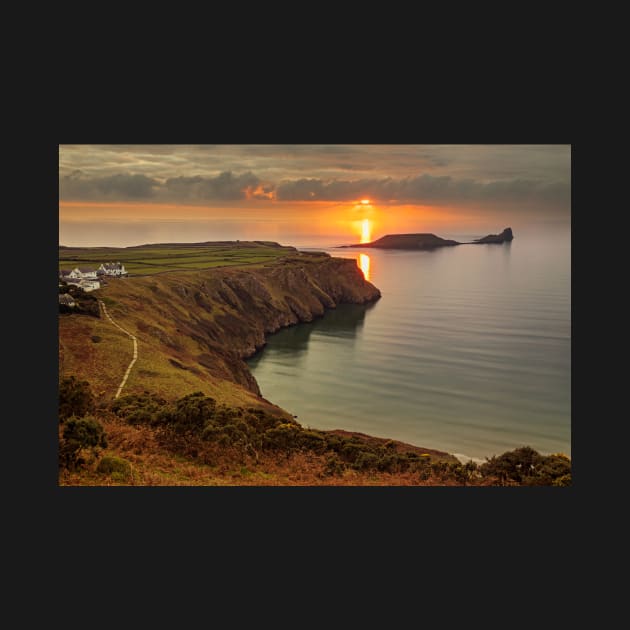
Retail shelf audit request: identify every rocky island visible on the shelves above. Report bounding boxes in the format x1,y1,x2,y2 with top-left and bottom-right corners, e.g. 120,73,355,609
343,227,514,249
472,227,514,244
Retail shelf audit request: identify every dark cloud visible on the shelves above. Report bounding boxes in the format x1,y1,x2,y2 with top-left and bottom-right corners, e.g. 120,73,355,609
164,171,261,200
61,170,158,200
59,145,570,213
276,173,569,206
60,170,266,202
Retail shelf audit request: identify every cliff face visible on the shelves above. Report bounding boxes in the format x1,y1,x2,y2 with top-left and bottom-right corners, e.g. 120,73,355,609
94,255,381,398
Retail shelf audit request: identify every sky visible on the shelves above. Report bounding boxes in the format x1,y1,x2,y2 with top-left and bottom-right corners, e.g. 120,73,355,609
59,145,571,247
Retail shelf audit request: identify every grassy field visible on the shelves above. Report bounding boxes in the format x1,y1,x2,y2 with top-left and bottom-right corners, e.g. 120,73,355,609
59,241,301,276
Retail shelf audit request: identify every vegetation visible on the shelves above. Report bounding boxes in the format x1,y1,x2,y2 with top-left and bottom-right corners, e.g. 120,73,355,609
96,456,132,482
59,376,95,422
479,446,572,486
59,415,107,470
59,285,100,317
97,390,571,486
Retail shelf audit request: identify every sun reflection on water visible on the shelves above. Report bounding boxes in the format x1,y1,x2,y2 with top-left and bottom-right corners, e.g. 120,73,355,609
359,253,371,281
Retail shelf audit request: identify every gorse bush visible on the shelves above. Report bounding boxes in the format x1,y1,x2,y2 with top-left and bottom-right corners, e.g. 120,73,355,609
96,456,132,481
108,390,571,485
111,391,167,425
59,376,95,422
479,446,571,486
59,415,107,470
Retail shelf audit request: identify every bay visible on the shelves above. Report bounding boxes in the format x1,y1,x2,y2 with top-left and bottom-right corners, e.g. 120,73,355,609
247,227,571,463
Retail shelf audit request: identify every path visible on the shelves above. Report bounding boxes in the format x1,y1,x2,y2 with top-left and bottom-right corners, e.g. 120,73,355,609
98,300,138,399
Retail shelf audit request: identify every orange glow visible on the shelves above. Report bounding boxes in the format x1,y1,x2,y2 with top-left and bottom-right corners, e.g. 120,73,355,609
360,218,372,243
359,253,371,281
60,200,467,246
245,184,275,200
361,199,370,205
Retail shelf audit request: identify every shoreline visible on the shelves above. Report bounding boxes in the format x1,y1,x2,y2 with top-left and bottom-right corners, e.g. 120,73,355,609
60,244,568,476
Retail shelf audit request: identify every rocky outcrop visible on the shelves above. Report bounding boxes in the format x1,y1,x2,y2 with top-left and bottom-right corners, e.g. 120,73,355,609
473,227,514,244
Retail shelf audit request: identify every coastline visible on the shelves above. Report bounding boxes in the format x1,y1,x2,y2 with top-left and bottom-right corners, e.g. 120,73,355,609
59,244,569,484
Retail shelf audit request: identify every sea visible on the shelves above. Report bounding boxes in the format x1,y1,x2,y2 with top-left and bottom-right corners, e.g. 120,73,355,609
247,227,571,463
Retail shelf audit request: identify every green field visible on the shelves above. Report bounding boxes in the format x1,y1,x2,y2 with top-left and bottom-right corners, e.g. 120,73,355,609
59,241,303,276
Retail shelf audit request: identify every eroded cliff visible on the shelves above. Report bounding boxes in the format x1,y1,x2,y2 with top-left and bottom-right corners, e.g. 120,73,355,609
65,254,380,403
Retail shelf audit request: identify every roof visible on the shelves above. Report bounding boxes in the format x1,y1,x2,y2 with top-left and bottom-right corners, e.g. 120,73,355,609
59,294,75,305
59,269,72,277
102,262,124,269
77,267,97,273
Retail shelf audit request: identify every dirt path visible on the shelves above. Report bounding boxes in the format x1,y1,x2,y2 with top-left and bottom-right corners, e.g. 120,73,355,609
98,300,138,399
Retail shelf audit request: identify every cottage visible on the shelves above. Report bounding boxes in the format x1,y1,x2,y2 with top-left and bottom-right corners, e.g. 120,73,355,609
98,262,127,277
59,294,76,307
69,266,98,280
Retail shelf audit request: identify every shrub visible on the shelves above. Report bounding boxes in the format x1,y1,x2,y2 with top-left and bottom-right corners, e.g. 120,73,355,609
91,335,102,343
552,473,572,487
165,392,217,434
263,423,301,450
298,430,327,454
60,415,107,470
323,455,346,477
59,376,95,422
111,392,167,425
97,456,132,481
479,446,571,486
353,451,380,470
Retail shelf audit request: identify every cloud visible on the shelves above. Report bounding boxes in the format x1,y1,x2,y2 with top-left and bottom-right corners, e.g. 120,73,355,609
164,171,262,200
60,170,158,200
60,170,268,202
58,145,570,212
276,173,570,206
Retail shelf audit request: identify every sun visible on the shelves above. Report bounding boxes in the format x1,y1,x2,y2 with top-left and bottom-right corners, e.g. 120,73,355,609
361,199,370,205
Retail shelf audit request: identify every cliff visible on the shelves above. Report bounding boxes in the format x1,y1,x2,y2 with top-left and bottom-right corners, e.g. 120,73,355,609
59,253,380,407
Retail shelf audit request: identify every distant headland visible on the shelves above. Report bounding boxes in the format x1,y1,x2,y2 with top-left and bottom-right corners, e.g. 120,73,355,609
342,227,514,250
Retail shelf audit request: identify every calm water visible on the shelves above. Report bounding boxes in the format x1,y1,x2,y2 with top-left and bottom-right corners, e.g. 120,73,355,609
247,228,571,462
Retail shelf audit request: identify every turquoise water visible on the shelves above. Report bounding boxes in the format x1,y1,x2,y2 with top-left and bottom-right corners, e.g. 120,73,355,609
247,228,571,462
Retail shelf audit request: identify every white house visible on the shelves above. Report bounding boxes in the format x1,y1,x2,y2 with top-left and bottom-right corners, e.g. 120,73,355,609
69,267,98,280
98,262,127,277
